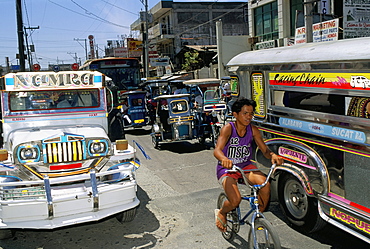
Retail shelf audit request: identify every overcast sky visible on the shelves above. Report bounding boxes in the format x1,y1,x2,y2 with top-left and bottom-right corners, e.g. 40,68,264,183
0,0,246,69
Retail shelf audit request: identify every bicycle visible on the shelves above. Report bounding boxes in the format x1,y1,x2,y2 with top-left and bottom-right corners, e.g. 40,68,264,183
217,164,281,249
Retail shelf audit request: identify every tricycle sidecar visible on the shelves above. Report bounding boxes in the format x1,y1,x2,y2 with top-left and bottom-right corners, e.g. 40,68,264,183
183,78,226,146
150,94,195,148
118,90,149,128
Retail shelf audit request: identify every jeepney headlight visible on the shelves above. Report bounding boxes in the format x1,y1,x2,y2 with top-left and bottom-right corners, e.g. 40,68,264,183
17,144,41,163
87,140,109,156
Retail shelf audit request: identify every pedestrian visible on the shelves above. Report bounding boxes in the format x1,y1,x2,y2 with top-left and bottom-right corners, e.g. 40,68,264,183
213,97,283,232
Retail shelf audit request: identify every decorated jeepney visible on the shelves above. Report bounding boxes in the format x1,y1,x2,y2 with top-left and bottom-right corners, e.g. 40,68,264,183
227,37,370,243
0,71,140,239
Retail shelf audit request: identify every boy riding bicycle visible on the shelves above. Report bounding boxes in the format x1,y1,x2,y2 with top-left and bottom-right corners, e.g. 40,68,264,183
214,98,283,232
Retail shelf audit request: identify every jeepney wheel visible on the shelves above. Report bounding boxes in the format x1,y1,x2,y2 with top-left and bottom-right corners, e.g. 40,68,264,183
0,229,14,240
116,207,137,223
278,173,326,233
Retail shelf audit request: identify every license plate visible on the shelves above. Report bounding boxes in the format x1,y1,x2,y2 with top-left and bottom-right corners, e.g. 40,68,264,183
134,119,144,123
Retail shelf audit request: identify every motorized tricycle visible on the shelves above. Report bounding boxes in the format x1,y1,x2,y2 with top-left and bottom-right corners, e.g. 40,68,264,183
183,78,226,146
150,94,195,148
142,79,169,124
118,90,149,128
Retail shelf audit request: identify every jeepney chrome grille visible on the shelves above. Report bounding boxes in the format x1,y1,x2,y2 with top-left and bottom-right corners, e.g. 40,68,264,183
0,186,46,200
44,141,85,163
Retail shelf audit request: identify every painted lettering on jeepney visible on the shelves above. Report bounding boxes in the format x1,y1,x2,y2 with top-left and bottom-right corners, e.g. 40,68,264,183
269,72,370,90
273,73,326,86
5,71,104,91
330,208,370,234
279,117,367,144
251,73,265,118
11,72,95,90
278,147,307,163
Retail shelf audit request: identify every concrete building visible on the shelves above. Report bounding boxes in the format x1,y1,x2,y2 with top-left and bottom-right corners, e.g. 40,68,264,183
130,0,248,72
247,0,370,49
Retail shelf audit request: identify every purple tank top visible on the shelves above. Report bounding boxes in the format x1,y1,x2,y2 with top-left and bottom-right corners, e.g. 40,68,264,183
216,122,253,179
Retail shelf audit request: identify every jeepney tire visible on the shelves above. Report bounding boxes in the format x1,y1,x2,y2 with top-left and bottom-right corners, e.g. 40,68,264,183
0,229,15,240
278,173,326,233
116,207,137,223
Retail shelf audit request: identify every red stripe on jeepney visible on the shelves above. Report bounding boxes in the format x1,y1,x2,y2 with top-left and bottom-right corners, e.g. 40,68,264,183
50,163,82,171
328,192,370,213
351,202,370,214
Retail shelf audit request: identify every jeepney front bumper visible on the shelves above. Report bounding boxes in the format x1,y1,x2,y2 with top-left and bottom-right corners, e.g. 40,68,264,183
0,163,139,229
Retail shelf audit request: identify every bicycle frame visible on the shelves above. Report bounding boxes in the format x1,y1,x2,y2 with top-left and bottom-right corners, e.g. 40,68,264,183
226,164,278,248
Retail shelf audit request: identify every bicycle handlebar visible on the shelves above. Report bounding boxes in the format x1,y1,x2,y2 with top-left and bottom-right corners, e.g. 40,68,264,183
226,164,277,190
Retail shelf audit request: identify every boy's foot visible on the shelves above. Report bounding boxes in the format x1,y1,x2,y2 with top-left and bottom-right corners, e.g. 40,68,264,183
214,209,226,232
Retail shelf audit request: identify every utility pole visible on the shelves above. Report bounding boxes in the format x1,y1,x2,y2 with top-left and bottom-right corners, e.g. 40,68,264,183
74,38,88,61
140,0,149,78
67,52,78,63
304,0,314,43
16,0,26,71
24,26,39,71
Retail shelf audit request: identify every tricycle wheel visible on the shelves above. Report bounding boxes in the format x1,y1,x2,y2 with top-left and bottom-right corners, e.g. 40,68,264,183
116,207,137,223
151,134,160,149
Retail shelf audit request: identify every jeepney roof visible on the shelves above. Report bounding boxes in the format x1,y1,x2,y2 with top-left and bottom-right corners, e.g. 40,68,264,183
227,37,370,67
183,78,221,86
153,94,190,100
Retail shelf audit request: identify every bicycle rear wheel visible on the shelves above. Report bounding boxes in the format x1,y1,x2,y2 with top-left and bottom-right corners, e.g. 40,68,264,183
217,192,240,241
248,218,281,249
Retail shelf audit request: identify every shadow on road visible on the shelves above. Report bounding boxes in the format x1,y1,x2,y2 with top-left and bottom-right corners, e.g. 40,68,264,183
0,186,161,249
125,126,152,136
155,140,210,154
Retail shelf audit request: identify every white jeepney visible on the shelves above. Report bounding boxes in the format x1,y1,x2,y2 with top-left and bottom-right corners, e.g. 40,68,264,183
0,71,140,239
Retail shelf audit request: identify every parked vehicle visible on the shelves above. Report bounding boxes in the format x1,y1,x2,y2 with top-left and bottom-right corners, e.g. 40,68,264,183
219,76,239,122
118,90,149,128
142,79,169,124
0,71,141,239
150,94,195,148
227,37,370,243
183,78,226,146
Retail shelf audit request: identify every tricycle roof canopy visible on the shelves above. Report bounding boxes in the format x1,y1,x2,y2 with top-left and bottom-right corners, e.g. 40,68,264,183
121,90,147,95
153,94,190,100
183,78,221,87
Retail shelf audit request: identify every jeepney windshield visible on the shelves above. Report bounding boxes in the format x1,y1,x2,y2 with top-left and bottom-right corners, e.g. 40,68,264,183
9,89,99,111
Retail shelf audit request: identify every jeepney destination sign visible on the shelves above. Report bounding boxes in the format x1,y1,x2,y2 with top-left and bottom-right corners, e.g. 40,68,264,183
5,71,103,91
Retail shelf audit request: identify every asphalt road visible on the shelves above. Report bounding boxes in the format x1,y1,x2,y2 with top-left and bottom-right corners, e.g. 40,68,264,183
0,126,368,249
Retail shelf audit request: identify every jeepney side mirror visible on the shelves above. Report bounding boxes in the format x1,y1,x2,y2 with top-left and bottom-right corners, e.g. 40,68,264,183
0,149,8,161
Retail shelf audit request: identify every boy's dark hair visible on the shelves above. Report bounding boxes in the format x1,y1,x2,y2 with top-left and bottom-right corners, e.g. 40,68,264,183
231,98,256,113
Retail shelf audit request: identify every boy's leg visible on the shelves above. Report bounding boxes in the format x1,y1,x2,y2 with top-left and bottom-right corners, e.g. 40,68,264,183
216,177,241,231
248,171,270,212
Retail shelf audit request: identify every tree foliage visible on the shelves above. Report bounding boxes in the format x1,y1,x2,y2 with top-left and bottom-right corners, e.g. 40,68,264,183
181,51,204,71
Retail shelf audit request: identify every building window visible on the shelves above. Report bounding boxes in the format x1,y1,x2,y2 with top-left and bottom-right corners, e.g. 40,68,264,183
290,0,304,37
254,1,278,41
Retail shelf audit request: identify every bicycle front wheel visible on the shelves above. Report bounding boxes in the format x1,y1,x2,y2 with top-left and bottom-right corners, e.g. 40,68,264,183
248,218,281,249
